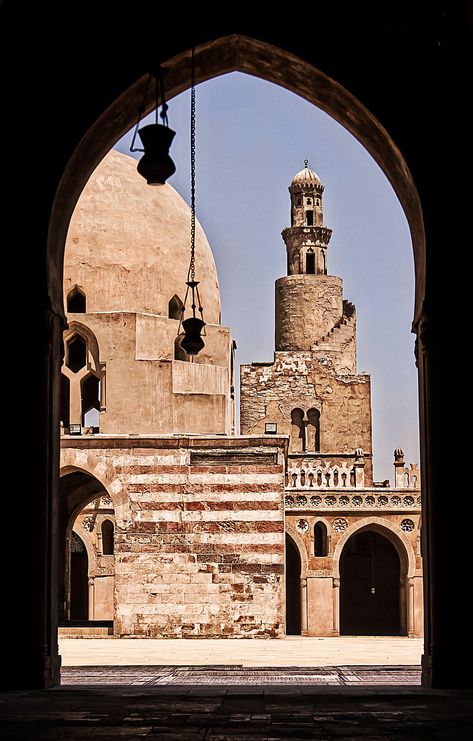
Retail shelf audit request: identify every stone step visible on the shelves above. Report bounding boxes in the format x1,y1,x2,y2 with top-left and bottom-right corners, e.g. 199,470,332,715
59,626,114,637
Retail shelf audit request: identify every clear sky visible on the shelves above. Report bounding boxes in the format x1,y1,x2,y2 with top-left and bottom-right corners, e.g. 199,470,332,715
115,72,419,483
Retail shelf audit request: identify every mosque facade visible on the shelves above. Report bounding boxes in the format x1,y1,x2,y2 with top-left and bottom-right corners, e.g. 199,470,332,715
60,150,422,639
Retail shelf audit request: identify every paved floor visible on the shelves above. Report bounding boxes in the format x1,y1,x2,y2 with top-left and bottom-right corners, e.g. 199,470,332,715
60,636,423,667
62,665,421,686
1,685,472,740
3,641,470,739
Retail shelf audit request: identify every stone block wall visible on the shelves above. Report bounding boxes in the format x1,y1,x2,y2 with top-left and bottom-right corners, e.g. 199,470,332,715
240,354,372,483
61,436,287,638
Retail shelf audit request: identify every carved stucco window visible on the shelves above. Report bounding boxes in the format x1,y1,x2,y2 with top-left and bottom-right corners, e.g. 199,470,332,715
61,324,105,432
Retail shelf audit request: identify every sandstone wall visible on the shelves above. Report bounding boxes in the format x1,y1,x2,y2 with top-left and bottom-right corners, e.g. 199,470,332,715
65,312,233,435
240,354,372,483
275,275,343,351
61,436,287,638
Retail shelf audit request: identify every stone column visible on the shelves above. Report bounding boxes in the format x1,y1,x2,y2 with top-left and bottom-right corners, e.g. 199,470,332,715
332,578,340,635
4,306,63,689
408,577,415,637
416,308,473,688
300,577,308,636
88,577,95,621
99,362,106,412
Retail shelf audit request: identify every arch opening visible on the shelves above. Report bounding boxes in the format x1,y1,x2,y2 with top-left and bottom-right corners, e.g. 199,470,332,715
59,471,115,627
340,529,404,636
285,533,302,635
70,531,88,621
314,521,328,557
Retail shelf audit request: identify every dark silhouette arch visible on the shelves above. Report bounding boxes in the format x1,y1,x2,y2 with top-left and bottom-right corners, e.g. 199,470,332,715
285,534,302,635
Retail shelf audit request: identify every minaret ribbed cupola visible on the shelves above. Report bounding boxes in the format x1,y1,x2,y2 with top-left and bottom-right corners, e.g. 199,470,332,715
282,160,332,276
275,162,346,353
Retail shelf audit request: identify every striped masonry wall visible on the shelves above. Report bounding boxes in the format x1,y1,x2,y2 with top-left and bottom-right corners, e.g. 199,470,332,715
62,437,287,638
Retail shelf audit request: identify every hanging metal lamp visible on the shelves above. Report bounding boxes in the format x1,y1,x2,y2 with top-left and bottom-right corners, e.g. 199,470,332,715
131,69,176,185
178,47,206,356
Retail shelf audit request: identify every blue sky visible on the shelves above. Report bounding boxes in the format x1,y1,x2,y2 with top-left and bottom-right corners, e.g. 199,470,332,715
115,72,419,483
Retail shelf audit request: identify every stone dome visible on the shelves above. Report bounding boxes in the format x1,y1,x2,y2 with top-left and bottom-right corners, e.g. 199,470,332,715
64,148,221,324
291,163,321,186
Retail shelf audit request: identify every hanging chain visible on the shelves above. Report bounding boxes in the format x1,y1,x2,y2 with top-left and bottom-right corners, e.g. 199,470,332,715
188,47,196,284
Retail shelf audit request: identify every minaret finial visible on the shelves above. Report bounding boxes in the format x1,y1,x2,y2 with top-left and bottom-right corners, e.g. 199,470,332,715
304,159,309,168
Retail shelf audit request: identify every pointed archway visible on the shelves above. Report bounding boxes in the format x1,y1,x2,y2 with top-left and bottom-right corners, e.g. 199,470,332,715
340,529,403,636
285,533,302,635
70,532,88,621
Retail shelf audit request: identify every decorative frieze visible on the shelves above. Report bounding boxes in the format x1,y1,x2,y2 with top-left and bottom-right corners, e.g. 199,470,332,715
285,490,421,512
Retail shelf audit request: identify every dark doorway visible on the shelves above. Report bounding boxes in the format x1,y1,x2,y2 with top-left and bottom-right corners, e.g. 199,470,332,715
340,529,402,636
70,532,88,620
285,534,301,635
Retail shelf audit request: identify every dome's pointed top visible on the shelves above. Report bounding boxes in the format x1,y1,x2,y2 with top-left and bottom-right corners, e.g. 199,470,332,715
291,160,321,185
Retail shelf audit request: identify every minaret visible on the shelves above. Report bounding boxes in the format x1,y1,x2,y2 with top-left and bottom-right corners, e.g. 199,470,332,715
282,159,332,276
275,161,345,352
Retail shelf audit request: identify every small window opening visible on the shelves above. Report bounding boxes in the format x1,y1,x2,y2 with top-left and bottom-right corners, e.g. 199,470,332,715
101,520,114,555
67,287,86,313
306,252,315,274
81,374,100,426
168,294,184,320
314,522,328,556
66,334,87,373
305,210,314,226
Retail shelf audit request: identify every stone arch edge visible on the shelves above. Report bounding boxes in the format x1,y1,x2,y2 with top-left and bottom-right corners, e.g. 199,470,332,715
332,516,416,579
60,448,131,528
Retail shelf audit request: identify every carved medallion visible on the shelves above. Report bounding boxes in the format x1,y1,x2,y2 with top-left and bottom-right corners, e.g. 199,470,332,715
400,518,415,532
297,519,309,533
333,518,348,532
82,515,95,532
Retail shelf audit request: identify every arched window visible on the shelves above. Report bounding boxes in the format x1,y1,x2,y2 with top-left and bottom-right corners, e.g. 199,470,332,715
314,521,328,556
305,210,314,226
307,408,320,451
290,408,305,453
66,334,87,373
168,294,184,320
67,286,86,313
101,520,114,555
81,373,100,426
306,252,315,274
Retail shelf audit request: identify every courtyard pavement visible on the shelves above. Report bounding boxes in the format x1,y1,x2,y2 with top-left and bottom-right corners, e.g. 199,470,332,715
60,636,424,667
2,640,472,739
